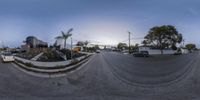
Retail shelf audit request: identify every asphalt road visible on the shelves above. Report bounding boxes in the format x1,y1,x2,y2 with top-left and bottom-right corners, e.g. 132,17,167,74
0,51,200,100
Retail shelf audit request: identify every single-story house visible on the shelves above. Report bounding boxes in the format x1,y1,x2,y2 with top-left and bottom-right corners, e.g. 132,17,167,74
180,48,189,54
138,46,175,55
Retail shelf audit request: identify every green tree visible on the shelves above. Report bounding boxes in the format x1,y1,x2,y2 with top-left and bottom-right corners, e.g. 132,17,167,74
76,41,84,46
83,41,90,52
94,45,100,50
83,41,89,47
144,25,182,54
55,28,73,49
185,44,196,50
129,44,139,53
117,43,127,50
141,40,148,46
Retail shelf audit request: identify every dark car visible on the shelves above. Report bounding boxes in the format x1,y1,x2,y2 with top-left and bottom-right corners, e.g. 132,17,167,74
133,51,149,57
173,52,182,55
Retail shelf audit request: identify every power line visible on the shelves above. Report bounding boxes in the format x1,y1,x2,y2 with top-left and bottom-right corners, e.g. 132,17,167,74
119,37,144,43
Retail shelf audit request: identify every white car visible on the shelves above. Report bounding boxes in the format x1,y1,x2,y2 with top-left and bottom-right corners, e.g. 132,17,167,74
96,50,101,53
1,52,15,62
122,50,129,54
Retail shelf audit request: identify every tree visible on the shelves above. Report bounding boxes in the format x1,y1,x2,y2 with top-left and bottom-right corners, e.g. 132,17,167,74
129,44,139,53
117,43,127,50
185,44,196,50
144,25,182,54
81,41,90,51
55,28,73,49
141,40,148,46
83,41,89,47
76,41,84,46
76,41,90,51
94,45,100,50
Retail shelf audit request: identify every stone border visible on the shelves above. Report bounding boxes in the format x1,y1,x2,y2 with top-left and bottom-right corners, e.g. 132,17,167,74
14,52,91,68
12,54,93,78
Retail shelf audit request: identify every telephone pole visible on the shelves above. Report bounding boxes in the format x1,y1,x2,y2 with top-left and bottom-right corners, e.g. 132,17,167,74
182,39,185,47
128,31,131,54
71,37,73,60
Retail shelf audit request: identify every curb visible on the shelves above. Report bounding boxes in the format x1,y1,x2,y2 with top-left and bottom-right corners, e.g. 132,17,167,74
11,55,94,78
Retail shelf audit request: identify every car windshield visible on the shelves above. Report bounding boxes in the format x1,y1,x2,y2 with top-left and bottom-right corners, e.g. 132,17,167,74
0,0,199,100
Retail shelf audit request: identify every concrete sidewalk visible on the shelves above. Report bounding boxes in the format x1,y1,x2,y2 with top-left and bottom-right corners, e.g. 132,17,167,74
31,52,44,61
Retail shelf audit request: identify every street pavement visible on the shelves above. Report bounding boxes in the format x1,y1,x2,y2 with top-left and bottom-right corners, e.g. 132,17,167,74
0,51,200,100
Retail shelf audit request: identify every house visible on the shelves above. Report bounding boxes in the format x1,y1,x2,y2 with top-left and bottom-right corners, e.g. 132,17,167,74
180,48,189,54
138,46,175,55
73,46,83,52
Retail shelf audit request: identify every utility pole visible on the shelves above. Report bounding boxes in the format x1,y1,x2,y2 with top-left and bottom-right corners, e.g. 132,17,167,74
2,41,4,49
128,31,131,54
71,37,73,60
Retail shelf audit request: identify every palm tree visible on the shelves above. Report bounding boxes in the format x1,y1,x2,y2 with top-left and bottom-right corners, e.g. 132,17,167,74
55,28,73,49
83,41,89,51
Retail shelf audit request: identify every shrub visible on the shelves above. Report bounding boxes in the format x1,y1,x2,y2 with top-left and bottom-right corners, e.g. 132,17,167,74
25,63,34,67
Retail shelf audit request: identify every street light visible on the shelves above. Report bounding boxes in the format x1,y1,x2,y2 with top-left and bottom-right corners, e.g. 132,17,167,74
182,39,185,47
70,36,73,60
128,31,132,54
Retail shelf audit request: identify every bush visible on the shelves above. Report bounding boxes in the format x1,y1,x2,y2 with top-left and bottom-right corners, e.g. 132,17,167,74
59,49,85,60
25,63,34,67
37,50,64,62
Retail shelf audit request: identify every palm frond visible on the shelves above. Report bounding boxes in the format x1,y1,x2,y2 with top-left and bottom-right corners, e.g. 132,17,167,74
61,31,65,36
55,36,63,39
67,33,72,37
67,28,73,34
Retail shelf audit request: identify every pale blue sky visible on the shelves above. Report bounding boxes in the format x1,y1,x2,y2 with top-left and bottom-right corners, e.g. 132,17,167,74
0,0,200,47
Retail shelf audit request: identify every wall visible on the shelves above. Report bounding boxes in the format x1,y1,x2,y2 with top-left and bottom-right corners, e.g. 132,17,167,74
14,55,88,68
139,47,175,55
148,49,175,55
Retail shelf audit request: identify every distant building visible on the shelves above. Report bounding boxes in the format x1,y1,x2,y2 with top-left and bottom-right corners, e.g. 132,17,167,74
73,46,83,52
25,36,48,48
180,48,189,54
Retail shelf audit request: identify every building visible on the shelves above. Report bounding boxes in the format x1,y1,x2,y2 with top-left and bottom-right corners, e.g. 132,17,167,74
181,48,189,54
25,36,48,48
139,46,175,55
73,46,83,52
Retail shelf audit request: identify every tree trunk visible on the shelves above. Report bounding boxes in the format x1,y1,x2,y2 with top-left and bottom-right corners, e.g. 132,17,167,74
161,49,163,54
64,38,66,49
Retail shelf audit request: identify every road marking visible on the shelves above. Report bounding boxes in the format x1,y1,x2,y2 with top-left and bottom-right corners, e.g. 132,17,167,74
11,62,52,78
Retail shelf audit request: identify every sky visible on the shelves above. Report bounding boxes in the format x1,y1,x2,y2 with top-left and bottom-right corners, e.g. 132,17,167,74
0,0,200,47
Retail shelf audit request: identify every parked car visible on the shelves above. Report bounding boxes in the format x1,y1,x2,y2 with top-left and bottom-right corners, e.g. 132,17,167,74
1,52,15,62
133,51,149,57
0,51,5,58
173,51,182,55
122,50,129,54
96,50,101,53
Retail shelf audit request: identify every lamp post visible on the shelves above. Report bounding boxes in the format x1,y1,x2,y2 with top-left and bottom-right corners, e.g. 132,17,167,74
182,39,185,48
128,31,132,54
71,36,73,60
